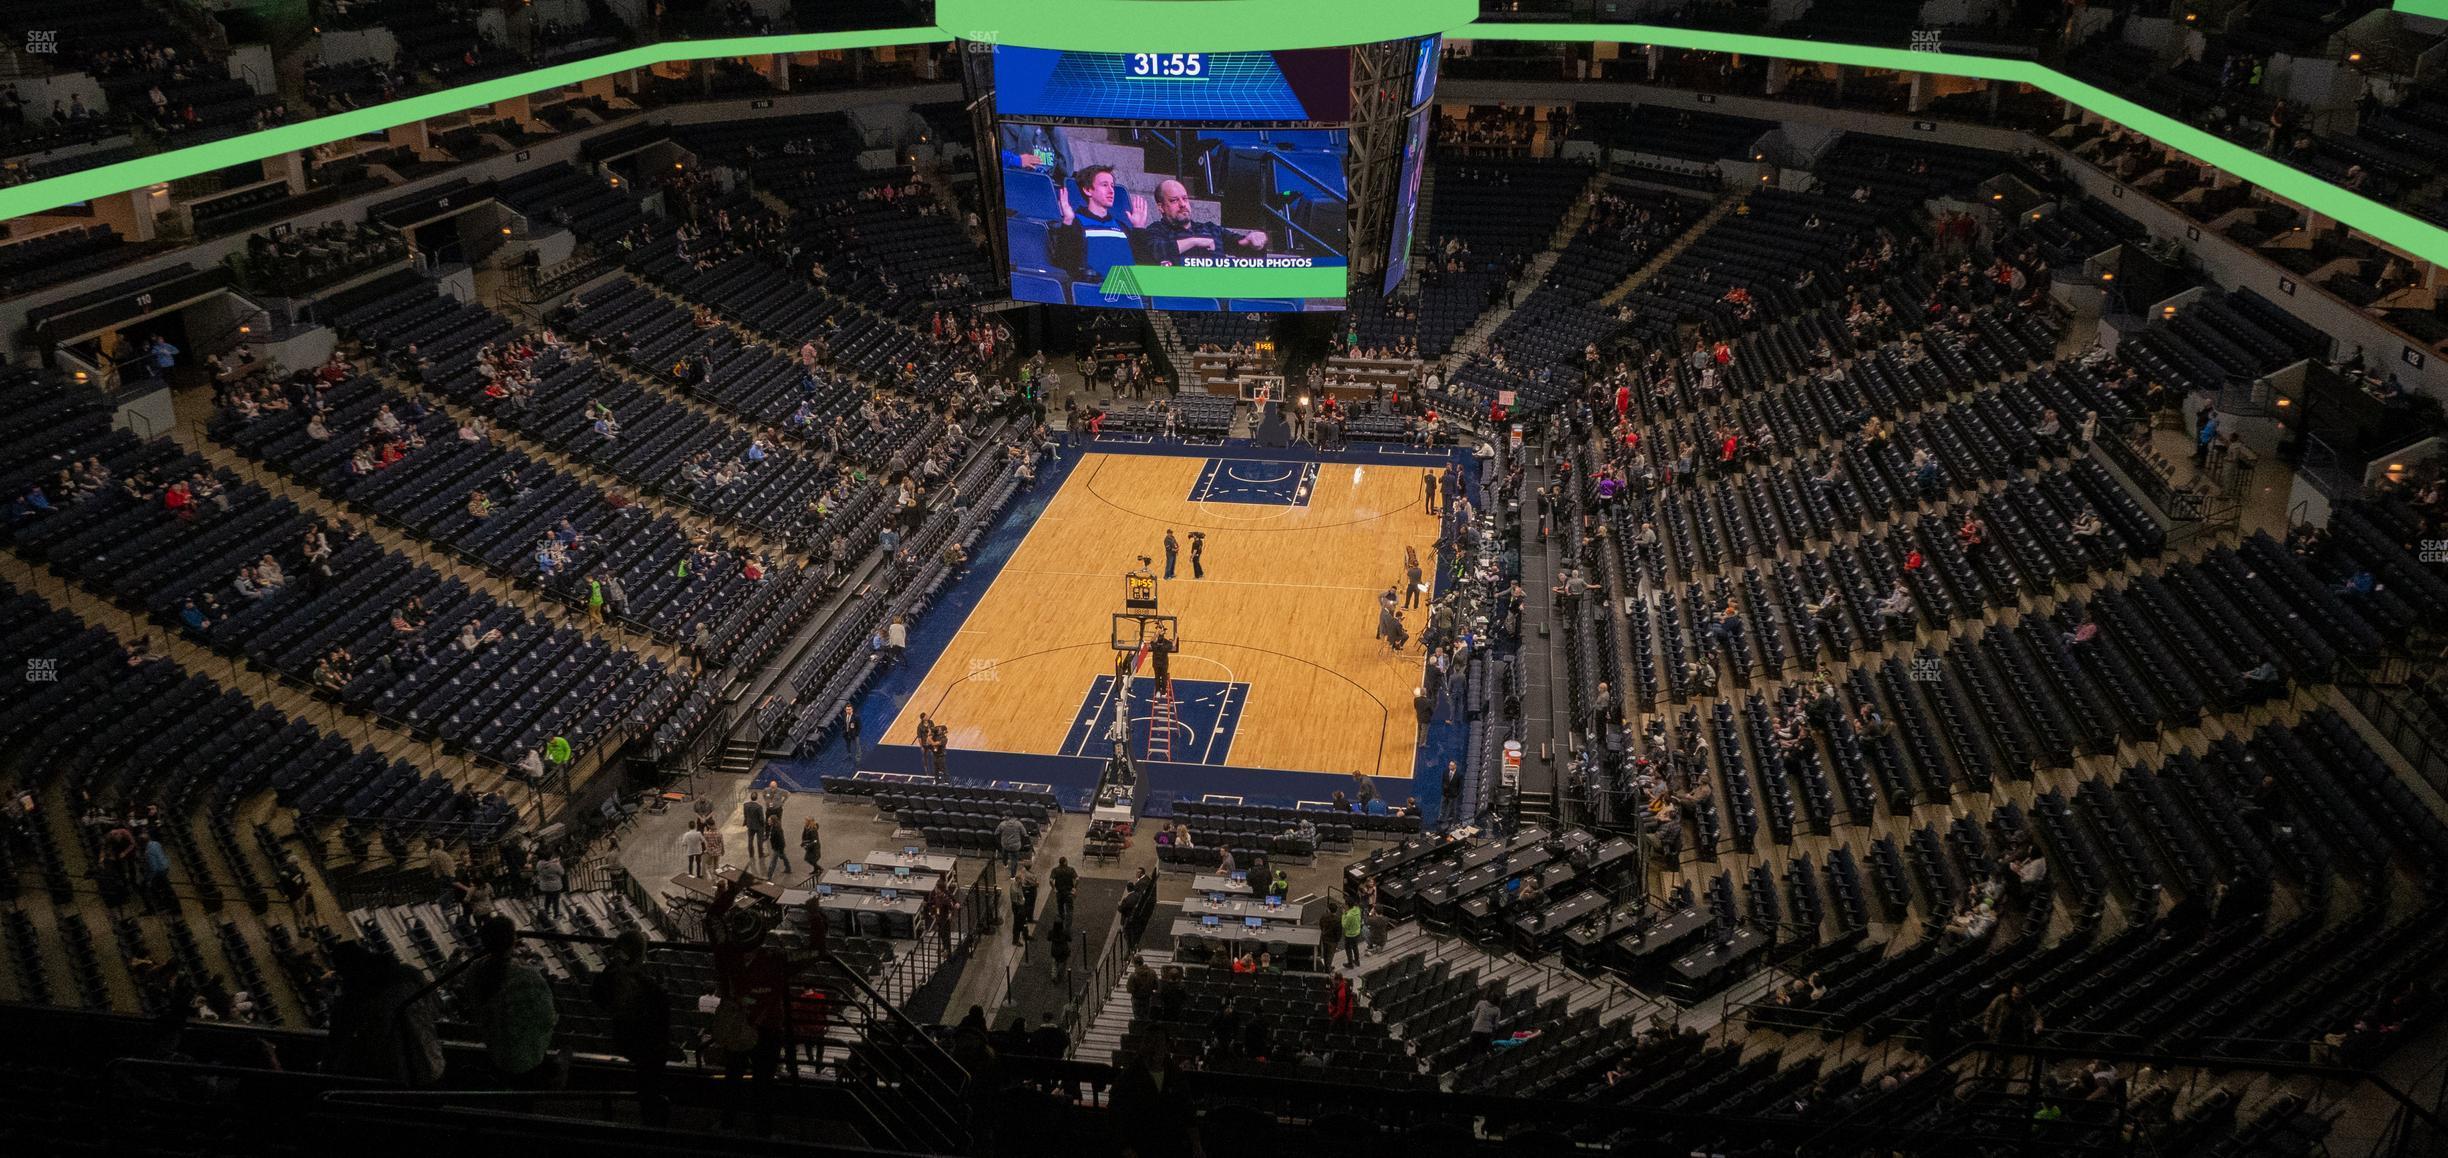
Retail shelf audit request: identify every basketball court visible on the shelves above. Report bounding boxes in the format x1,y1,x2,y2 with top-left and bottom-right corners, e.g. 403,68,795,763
874,448,1448,792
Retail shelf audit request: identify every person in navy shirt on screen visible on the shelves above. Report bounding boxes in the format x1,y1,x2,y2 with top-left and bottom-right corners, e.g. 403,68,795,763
998,123,1074,175
1053,164,1151,280
1138,179,1268,264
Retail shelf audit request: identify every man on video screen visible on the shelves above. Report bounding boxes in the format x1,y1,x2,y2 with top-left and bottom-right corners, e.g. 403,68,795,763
1138,179,1269,264
1052,164,1152,279
998,123,1073,176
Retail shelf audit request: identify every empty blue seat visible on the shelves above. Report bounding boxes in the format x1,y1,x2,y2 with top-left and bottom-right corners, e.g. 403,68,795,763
1004,168,1060,220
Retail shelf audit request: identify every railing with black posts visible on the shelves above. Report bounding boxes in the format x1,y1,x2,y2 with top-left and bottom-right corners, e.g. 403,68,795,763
373,920,970,1154
1062,901,1134,1053
2095,421,2210,522
801,941,972,1154
2336,666,2448,800
871,859,1000,1010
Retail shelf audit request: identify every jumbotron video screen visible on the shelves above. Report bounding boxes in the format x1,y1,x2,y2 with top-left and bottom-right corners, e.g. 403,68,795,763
992,46,1351,311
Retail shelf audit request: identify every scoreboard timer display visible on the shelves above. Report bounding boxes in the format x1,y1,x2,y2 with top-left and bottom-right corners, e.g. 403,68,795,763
992,46,1350,123
1126,53,1209,78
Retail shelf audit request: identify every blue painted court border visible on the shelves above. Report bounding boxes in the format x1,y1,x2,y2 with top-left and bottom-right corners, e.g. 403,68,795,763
768,436,1478,819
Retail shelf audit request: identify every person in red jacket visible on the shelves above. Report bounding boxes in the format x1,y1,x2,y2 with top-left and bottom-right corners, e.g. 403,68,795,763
1327,970,1355,1026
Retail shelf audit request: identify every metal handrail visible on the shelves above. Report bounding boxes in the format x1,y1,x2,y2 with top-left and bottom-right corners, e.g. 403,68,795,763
805,944,972,1148
1064,900,1134,1051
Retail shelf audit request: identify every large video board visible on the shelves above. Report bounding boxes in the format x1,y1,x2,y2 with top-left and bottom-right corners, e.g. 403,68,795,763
993,46,1350,311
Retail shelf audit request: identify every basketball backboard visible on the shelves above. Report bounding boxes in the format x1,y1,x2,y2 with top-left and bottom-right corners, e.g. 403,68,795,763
1111,612,1179,651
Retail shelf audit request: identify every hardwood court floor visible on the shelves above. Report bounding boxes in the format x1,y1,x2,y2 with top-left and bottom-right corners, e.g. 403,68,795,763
881,451,1443,781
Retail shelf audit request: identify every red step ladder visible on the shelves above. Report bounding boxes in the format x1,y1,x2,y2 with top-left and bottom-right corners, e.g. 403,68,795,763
1144,687,1177,763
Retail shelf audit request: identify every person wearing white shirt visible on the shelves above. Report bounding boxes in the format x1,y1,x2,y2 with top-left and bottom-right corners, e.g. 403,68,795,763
680,824,706,875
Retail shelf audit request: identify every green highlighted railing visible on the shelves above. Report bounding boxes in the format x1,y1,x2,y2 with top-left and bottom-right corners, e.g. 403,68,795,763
0,31,946,220
2,17,2442,271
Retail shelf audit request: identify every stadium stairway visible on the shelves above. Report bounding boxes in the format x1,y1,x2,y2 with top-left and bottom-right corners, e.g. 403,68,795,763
1148,309,1197,389
1441,171,1610,372
1598,190,1742,309
1073,948,1172,1062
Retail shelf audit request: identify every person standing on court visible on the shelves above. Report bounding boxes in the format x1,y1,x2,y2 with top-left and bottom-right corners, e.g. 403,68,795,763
743,793,767,861
1162,528,1180,579
1404,555,1425,609
1424,470,1440,515
1189,531,1205,579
